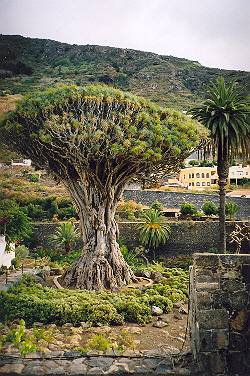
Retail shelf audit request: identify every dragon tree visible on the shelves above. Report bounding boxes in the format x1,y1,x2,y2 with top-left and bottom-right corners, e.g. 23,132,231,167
0,85,208,290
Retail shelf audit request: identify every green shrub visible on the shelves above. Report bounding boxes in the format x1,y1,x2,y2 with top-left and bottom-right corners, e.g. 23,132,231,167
15,245,29,260
150,200,164,212
11,257,20,269
29,174,39,182
180,201,200,219
202,201,218,216
0,267,189,326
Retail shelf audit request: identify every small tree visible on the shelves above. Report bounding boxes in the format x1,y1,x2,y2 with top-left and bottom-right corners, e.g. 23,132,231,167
180,201,200,219
202,201,218,217
50,222,81,254
150,200,164,213
0,199,32,244
138,208,171,260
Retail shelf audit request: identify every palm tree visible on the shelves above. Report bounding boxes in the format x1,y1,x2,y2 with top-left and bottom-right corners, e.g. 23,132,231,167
225,202,241,221
138,208,171,260
50,222,81,254
188,77,249,253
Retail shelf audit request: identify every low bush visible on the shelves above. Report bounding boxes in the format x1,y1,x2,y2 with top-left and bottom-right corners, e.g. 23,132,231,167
15,245,29,260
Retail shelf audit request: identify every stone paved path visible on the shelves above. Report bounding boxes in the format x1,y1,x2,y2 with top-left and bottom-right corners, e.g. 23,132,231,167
0,267,35,290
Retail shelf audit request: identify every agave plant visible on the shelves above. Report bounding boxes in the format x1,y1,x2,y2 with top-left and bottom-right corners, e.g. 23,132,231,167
138,208,171,260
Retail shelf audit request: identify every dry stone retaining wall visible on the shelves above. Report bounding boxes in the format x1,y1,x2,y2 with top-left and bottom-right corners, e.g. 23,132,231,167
32,221,250,255
189,253,250,375
123,190,250,220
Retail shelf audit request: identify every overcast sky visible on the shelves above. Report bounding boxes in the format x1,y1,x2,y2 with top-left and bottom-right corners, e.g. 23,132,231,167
0,0,249,71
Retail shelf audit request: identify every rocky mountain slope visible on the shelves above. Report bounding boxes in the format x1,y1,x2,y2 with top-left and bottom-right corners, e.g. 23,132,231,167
0,34,249,110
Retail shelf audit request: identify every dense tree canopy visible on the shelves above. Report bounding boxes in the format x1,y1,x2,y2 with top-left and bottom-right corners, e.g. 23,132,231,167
1,85,208,290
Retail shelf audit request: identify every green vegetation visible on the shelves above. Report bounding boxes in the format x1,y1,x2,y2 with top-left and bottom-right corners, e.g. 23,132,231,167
225,202,241,220
188,77,250,253
0,199,32,244
138,208,171,260
0,84,205,291
0,265,189,326
0,35,249,111
49,222,81,254
180,201,200,220
202,201,218,217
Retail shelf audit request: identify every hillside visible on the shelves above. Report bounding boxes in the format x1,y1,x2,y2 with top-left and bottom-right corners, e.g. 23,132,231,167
0,34,249,110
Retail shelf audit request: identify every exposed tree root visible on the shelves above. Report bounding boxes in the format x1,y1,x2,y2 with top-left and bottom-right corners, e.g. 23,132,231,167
62,239,137,290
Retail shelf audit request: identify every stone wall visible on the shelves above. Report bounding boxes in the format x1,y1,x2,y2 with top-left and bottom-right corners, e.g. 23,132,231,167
189,253,250,375
31,221,250,256
123,190,250,220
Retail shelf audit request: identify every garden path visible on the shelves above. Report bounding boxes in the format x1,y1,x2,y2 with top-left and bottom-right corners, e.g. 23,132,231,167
0,268,35,290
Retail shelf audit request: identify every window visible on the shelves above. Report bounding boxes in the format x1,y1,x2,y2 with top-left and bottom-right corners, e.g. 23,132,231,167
196,173,200,178
231,172,234,175
202,173,205,178
192,182,194,186
202,182,206,186
237,171,244,176
207,182,210,186
189,183,192,186
196,182,200,186
183,175,185,179
192,173,194,178
246,172,248,175
189,174,191,179
206,173,209,178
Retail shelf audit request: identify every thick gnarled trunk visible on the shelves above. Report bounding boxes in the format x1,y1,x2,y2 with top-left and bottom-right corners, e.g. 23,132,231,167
61,178,137,290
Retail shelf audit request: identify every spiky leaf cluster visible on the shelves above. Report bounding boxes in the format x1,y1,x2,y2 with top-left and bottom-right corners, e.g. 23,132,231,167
188,77,250,159
1,85,207,189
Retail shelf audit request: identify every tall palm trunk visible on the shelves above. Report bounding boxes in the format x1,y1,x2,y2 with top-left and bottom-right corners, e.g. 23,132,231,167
217,137,229,253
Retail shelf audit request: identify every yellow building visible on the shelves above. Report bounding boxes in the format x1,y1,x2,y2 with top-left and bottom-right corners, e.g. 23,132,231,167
179,165,250,189
179,167,217,190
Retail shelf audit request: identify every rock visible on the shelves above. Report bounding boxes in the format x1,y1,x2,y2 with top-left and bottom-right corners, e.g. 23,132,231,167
136,270,151,279
153,320,168,328
151,271,163,283
71,326,83,334
81,321,91,329
151,305,164,316
37,270,50,280
93,326,112,335
33,322,43,327
37,339,48,349
133,339,141,346
173,301,185,308
136,285,148,292
179,306,188,315
174,312,183,320
62,323,73,329
0,364,25,375
126,326,143,335
65,334,82,345
32,275,45,286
